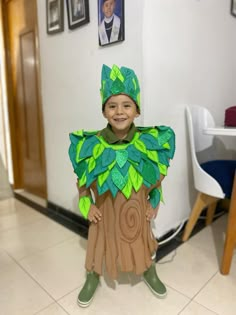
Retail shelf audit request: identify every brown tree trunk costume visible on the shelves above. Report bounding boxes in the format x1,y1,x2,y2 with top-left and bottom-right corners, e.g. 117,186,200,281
85,183,159,280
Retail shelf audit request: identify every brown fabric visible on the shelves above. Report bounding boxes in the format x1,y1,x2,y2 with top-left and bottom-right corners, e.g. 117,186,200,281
85,182,159,279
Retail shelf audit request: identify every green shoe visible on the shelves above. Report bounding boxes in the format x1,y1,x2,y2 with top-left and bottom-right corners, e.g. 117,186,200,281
77,272,100,307
143,263,167,298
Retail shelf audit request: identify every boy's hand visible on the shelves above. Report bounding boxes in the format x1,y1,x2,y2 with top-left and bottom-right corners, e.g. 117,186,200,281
88,204,102,223
146,202,160,221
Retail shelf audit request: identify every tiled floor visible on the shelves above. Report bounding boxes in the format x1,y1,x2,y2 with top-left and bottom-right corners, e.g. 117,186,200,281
0,198,236,315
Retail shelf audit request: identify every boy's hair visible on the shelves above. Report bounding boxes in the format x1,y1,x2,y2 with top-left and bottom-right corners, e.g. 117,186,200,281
100,64,141,112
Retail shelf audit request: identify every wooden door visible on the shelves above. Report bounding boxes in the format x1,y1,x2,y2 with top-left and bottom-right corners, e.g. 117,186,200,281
3,0,47,198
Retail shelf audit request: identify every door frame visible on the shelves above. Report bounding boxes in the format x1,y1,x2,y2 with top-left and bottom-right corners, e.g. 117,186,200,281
1,0,47,197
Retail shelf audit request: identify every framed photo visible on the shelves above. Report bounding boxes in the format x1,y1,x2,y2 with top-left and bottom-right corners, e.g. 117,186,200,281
231,0,236,17
46,0,64,34
66,0,90,29
98,0,125,46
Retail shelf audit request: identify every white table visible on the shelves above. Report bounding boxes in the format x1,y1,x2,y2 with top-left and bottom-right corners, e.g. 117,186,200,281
204,126,236,136
203,125,236,275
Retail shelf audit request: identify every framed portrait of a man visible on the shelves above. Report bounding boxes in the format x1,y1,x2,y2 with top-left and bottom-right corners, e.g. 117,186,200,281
98,0,124,46
46,0,64,34
231,0,236,17
66,0,90,29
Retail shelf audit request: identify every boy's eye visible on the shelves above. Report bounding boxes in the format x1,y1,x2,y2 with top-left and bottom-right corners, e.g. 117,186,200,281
124,104,131,108
108,104,116,109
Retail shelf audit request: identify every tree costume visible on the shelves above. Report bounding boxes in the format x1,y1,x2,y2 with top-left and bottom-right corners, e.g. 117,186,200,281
69,64,175,306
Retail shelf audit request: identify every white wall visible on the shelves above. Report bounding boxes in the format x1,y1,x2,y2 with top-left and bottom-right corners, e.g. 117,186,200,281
37,0,144,210
142,0,236,236
37,0,236,238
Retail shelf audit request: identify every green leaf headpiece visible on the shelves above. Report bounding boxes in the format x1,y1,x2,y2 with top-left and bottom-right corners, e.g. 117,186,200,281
100,64,141,111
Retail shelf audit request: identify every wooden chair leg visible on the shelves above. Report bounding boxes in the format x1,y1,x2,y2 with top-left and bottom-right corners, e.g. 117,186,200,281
182,192,219,242
221,174,236,275
206,201,217,226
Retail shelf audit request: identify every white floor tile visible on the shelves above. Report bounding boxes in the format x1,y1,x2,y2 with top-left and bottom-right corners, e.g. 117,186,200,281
35,303,68,315
156,242,219,298
1,197,236,315
19,236,87,300
194,256,236,315
58,278,190,315
187,215,227,259
179,301,219,314
0,217,76,260
0,199,45,232
0,262,53,315
0,248,16,270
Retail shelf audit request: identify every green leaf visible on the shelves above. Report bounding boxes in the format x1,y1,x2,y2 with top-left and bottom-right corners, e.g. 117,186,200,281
149,188,160,208
147,150,158,162
116,150,128,168
80,136,100,158
75,160,87,178
76,139,85,162
88,157,96,173
139,134,159,150
111,167,127,190
78,196,91,219
102,148,116,167
158,163,168,175
134,139,147,154
93,143,105,159
142,161,157,184
79,171,87,186
122,177,133,199
127,145,141,162
98,169,110,187
129,165,143,192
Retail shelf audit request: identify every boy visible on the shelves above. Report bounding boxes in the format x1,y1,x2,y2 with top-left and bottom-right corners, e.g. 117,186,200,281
69,64,175,307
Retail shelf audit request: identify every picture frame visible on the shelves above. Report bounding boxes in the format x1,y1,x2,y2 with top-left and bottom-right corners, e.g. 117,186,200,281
46,0,64,34
66,0,90,29
98,0,125,47
231,0,236,17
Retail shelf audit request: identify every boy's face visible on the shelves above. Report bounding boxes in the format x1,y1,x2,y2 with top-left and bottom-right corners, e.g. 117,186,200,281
103,94,140,136
102,0,115,18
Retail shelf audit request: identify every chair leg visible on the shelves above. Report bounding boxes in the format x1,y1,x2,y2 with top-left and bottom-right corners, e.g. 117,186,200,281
205,201,217,226
221,174,236,275
182,192,219,242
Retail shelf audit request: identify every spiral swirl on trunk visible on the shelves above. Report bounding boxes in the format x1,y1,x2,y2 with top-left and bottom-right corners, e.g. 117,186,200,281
119,200,142,243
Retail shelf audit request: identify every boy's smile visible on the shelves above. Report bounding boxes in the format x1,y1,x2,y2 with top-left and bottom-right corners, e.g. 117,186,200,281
103,94,140,139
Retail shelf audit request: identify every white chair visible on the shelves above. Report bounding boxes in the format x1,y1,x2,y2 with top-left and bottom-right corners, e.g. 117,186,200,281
182,105,225,242
183,105,236,275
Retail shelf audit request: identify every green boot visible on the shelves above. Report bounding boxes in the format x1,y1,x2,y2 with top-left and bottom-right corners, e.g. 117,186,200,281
143,263,167,298
77,272,100,307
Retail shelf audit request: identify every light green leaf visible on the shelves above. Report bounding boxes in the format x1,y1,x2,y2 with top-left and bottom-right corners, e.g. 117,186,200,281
122,177,133,199
147,150,158,162
158,163,167,175
88,157,96,173
93,143,104,159
134,139,147,154
98,170,110,187
129,165,143,192
79,171,87,186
